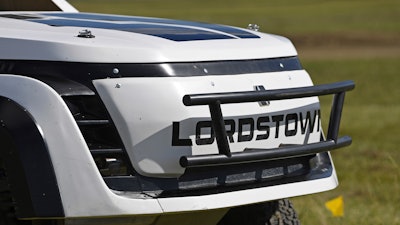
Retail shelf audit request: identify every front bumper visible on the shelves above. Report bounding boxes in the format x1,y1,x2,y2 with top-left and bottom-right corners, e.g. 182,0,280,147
1,75,354,219
56,77,354,218
181,80,354,167
102,80,354,199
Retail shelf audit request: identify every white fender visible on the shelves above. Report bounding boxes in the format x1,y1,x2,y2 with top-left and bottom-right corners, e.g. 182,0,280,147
0,75,162,218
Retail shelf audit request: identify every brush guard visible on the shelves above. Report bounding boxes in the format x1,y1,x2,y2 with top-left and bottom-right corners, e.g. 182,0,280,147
180,80,355,168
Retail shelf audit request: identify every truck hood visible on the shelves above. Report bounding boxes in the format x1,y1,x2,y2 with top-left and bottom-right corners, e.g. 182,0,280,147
0,12,297,63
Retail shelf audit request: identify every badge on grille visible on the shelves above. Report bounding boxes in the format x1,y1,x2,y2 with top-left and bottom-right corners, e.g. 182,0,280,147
254,85,270,106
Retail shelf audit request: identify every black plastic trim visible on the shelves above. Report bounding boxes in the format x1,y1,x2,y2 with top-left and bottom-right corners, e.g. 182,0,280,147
90,148,124,156
0,97,64,218
104,154,318,196
63,95,136,177
76,119,110,125
181,80,355,168
0,57,302,91
37,75,95,96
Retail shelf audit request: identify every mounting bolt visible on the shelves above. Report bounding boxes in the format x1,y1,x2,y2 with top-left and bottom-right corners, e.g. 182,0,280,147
247,24,260,31
77,29,95,38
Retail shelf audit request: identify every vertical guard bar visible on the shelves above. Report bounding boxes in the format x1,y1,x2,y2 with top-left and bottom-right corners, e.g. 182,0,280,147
327,92,346,141
209,101,231,157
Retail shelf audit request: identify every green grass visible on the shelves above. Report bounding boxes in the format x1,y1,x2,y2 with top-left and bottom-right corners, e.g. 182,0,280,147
294,58,400,224
69,0,400,37
68,0,400,224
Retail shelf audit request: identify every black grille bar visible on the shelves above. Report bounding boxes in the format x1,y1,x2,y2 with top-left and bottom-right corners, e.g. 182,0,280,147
89,148,124,156
76,119,110,126
180,80,355,168
63,95,135,177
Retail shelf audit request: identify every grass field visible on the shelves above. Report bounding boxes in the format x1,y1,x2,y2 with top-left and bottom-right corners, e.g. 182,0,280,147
70,0,400,224
294,58,400,224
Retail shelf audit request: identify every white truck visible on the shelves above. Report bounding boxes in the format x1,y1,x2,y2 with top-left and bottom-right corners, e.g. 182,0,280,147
0,0,354,224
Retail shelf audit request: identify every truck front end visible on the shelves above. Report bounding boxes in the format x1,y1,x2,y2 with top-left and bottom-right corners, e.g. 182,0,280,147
0,11,354,225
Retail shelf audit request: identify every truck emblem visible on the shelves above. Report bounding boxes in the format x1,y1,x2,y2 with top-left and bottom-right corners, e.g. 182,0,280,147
254,85,270,106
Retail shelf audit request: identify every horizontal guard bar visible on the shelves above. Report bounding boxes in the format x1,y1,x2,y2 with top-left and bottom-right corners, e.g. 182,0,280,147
180,136,352,168
183,80,355,106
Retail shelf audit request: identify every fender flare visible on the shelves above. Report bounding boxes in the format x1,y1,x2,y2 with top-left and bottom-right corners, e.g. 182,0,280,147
0,75,164,217
0,96,64,218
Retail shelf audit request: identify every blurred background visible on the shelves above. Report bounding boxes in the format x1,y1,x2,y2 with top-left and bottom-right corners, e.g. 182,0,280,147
69,0,399,224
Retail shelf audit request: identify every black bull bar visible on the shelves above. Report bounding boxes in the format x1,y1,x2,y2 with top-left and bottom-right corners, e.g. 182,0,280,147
180,80,355,168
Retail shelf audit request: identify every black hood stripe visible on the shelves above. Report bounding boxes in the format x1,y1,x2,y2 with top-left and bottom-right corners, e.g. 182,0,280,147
41,12,260,39
28,18,235,41
0,12,260,41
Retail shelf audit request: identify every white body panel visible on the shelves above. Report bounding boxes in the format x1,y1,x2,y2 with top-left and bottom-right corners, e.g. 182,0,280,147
158,170,338,213
0,75,162,217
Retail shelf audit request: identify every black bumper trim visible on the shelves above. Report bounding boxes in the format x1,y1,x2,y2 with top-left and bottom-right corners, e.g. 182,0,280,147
181,80,355,168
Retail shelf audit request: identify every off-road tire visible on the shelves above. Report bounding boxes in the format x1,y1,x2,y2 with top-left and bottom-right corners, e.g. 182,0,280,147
218,199,300,225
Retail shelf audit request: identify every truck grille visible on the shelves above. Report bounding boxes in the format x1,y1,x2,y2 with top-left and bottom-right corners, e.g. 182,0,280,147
63,95,134,177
